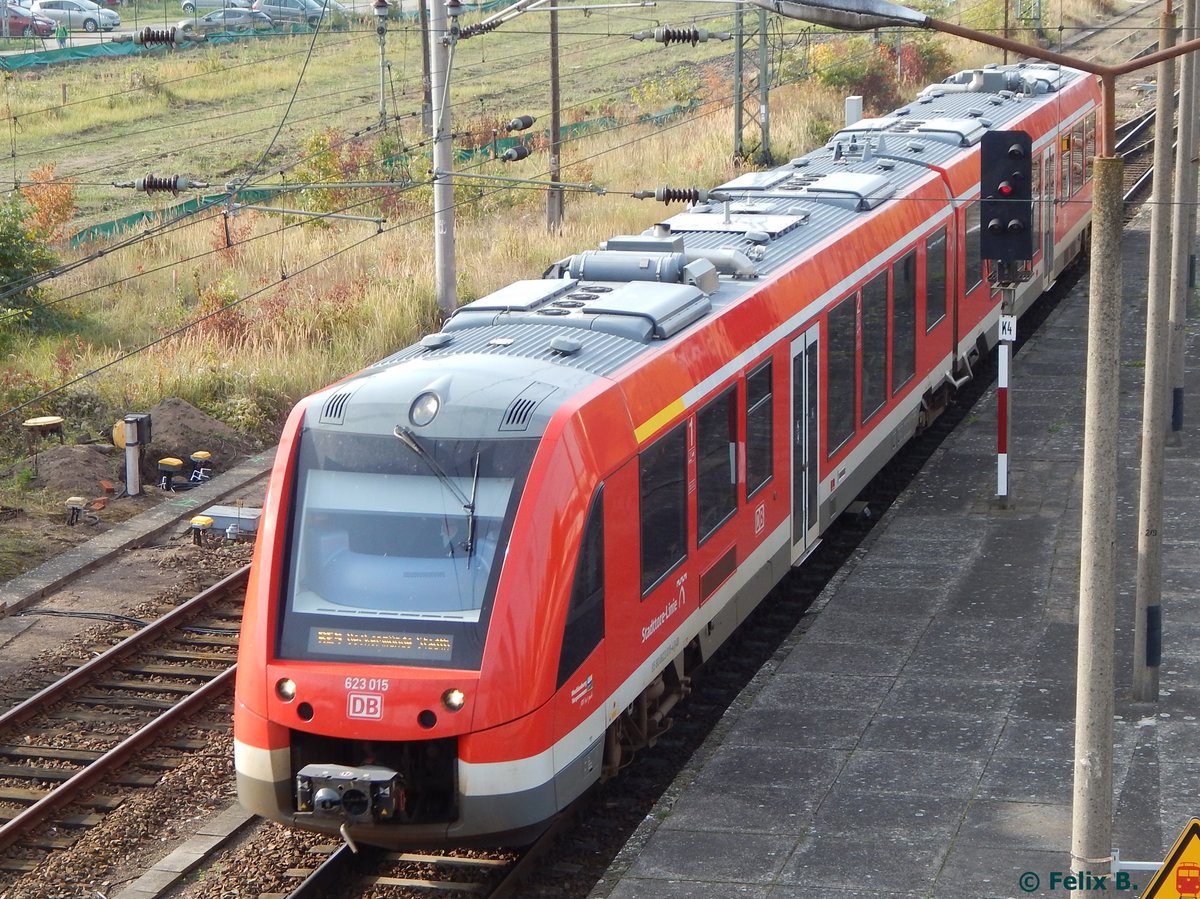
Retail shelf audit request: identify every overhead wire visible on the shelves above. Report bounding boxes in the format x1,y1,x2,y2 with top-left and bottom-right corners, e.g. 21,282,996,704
2,18,726,306
2,66,736,415
4,0,1075,422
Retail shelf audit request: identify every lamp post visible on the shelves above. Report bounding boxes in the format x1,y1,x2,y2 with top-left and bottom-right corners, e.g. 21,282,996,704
747,0,1200,892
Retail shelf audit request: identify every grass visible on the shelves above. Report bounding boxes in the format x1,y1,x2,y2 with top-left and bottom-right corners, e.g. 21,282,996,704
0,0,1117,472
4,1,757,226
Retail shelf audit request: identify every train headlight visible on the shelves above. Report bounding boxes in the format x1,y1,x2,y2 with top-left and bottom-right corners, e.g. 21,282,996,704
442,688,466,712
410,392,440,426
275,678,297,702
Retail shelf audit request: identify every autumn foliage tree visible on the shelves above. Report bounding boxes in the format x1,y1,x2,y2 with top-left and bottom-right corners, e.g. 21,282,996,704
20,163,77,243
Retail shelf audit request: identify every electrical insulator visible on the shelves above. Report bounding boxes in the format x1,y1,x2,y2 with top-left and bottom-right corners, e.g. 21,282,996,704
135,175,192,195
459,18,499,38
631,26,728,45
504,115,536,133
502,145,531,163
134,26,178,47
633,186,712,204
659,27,700,46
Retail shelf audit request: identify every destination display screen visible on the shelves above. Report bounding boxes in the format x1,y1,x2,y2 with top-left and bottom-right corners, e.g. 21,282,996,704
308,627,454,662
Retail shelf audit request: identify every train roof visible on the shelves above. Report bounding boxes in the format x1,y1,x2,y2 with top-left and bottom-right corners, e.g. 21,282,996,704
333,63,1093,437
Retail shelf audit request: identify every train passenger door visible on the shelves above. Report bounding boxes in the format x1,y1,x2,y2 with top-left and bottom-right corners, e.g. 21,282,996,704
790,328,819,562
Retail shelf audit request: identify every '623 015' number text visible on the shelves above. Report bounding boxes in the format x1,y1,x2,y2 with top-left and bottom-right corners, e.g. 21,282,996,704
345,677,390,691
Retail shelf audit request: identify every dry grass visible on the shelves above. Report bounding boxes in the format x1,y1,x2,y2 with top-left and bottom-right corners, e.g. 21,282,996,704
2,0,1117,451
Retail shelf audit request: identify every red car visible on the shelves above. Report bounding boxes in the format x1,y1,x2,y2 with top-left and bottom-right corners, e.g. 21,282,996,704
0,5,56,35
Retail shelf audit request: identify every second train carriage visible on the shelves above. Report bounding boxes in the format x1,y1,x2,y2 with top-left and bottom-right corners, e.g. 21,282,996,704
233,62,1100,848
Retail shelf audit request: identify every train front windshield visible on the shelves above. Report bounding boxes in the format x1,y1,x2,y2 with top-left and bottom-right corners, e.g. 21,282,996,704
276,429,537,669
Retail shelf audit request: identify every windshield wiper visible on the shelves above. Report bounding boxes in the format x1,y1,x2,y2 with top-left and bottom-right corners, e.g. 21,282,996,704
394,425,478,557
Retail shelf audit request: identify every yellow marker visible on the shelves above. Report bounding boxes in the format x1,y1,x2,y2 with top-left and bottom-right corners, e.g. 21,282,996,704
634,398,685,444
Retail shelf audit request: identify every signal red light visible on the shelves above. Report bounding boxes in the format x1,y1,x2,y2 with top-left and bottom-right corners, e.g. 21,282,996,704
998,181,1015,196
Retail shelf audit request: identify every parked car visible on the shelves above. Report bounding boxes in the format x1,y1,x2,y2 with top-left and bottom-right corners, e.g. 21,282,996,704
31,0,119,31
179,0,250,15
0,5,56,35
176,7,271,32
251,0,344,27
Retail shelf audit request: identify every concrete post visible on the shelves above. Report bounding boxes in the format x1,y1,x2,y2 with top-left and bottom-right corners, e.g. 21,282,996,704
547,4,563,231
1169,0,1199,438
1070,156,1124,896
732,5,744,159
430,0,457,320
1133,12,1176,701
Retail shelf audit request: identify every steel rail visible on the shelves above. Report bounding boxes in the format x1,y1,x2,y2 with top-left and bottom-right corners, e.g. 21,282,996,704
0,664,237,853
0,565,249,732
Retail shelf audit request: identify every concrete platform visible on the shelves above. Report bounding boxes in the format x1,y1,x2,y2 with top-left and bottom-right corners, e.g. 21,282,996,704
592,210,1199,898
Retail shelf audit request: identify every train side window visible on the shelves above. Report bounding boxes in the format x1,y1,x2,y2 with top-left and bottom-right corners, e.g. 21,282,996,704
925,227,947,330
745,361,773,498
1085,113,1095,182
1031,156,1042,249
697,387,737,544
965,201,982,293
557,486,605,688
1071,121,1086,196
639,423,687,595
861,271,887,423
1061,133,1071,198
827,294,856,454
892,249,916,394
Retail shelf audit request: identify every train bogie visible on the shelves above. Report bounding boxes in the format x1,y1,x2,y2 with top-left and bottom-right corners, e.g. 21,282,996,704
234,62,1101,849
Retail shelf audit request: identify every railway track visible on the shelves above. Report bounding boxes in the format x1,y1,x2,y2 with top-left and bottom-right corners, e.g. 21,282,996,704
274,780,581,897
0,566,249,875
281,842,526,898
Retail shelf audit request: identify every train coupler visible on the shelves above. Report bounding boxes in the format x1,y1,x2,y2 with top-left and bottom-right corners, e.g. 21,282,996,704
295,763,404,823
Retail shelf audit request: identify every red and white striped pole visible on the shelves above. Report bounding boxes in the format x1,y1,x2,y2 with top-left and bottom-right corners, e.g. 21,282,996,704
997,310,1016,502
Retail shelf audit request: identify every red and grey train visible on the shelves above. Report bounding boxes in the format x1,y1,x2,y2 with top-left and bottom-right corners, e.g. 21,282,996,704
234,62,1100,848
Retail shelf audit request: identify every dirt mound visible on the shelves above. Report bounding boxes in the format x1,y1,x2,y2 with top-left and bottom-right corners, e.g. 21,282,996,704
13,398,256,494
137,397,255,482
25,443,124,497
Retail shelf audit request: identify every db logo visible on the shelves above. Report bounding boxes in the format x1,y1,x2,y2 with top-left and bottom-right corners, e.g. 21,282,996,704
348,692,383,719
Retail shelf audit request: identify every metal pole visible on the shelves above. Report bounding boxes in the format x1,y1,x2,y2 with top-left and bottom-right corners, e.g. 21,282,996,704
1003,0,1009,64
430,0,457,319
1070,155,1125,898
1133,11,1176,701
418,0,432,135
547,4,563,230
1169,0,1198,439
756,9,771,164
376,6,388,126
996,293,1016,505
997,336,1012,500
733,4,744,159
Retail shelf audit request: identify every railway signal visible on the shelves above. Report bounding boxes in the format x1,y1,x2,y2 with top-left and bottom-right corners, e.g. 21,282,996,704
980,130,1033,263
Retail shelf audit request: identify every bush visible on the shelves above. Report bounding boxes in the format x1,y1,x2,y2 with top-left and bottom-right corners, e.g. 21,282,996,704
0,195,60,345
810,38,902,114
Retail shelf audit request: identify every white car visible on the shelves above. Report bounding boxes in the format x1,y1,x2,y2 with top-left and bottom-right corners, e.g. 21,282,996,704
32,0,120,31
180,0,251,16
